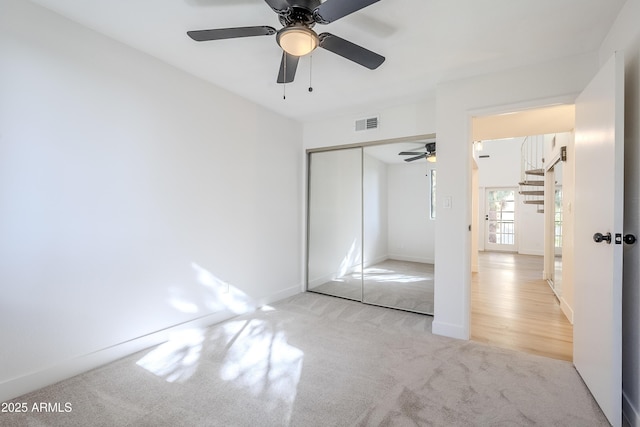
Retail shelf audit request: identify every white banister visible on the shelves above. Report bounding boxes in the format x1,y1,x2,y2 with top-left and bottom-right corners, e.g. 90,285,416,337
520,135,545,211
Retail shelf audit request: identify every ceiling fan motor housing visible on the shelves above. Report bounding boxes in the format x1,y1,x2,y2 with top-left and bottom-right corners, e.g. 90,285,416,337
278,1,321,27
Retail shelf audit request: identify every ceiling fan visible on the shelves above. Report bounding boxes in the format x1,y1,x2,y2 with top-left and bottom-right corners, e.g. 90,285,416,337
187,0,385,84
399,142,436,163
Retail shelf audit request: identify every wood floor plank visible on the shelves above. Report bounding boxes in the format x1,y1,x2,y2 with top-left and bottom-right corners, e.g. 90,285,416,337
471,252,573,361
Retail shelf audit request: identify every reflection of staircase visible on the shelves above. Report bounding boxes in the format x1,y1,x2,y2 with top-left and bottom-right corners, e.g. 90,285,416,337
519,136,545,213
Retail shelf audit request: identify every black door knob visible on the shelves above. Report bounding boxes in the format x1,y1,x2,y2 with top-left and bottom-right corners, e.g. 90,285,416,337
593,232,612,244
624,234,637,245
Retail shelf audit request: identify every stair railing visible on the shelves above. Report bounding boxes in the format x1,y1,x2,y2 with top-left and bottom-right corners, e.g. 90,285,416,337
520,136,544,182
519,135,545,212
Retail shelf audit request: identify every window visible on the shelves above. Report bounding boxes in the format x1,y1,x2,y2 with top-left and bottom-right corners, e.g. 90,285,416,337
487,189,516,246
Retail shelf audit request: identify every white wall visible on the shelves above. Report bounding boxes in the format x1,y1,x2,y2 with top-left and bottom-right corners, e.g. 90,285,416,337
599,0,640,424
0,0,302,401
303,99,437,150
387,162,435,263
476,137,544,256
434,52,600,340
476,138,524,188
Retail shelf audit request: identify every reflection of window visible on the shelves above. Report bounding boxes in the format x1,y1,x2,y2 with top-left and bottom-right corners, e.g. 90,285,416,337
430,169,436,219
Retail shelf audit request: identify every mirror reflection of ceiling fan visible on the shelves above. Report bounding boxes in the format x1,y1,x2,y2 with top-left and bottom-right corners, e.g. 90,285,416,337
399,142,436,163
187,0,385,84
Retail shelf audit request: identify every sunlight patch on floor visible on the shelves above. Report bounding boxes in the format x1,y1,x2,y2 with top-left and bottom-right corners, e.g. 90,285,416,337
136,328,205,383
219,319,304,422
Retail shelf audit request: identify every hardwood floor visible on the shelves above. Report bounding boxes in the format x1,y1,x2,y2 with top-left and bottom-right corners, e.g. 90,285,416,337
471,252,573,361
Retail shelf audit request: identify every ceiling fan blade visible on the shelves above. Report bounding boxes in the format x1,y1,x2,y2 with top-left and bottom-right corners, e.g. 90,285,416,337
277,52,299,84
319,33,385,69
314,0,380,24
187,26,276,41
405,153,427,162
399,151,425,156
263,0,291,13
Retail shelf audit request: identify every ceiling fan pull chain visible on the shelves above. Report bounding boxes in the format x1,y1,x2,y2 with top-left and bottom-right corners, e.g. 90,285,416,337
309,54,313,93
283,56,287,99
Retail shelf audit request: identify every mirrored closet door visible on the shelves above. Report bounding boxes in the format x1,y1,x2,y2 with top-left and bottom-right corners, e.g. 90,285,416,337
551,160,563,297
361,145,435,314
307,139,436,315
307,148,363,301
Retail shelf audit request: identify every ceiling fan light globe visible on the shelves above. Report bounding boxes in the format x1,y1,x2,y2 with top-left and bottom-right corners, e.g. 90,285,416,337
277,26,318,56
427,155,437,163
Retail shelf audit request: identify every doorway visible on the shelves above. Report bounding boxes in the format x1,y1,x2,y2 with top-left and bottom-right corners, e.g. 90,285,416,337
470,106,576,360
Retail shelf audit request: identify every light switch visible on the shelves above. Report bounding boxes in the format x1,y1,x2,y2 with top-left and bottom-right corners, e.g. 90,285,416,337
443,196,452,209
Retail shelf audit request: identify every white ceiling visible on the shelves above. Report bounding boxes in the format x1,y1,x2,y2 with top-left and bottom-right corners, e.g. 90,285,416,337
29,0,625,122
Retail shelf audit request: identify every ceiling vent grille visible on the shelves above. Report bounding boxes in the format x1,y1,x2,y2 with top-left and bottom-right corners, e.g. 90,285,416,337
355,116,379,132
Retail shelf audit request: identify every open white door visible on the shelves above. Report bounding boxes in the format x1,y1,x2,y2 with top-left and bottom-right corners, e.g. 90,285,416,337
573,52,624,427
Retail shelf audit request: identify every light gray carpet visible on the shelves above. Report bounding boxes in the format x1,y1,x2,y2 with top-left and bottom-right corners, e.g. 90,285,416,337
3,292,607,426
310,259,434,314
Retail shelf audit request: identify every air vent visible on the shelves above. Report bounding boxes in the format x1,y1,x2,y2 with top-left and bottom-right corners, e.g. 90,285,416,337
355,116,379,132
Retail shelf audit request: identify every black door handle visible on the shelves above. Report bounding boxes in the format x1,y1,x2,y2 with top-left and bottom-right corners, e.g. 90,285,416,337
624,234,637,245
593,232,612,244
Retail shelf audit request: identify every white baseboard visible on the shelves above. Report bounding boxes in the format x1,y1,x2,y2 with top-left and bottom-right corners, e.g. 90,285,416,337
518,249,544,256
559,297,574,324
307,256,392,288
255,284,301,307
432,320,469,340
307,261,364,288
623,390,639,427
363,255,389,268
388,254,435,264
308,272,335,288
0,285,302,403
